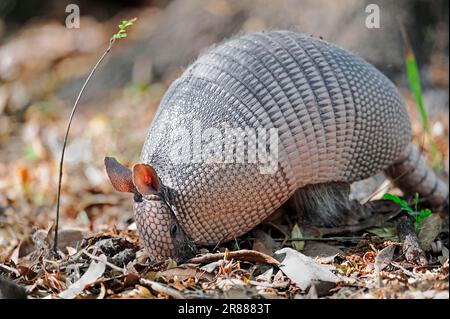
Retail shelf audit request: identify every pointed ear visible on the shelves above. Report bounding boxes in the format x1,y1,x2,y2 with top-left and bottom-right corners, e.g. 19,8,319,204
132,163,160,195
104,157,137,193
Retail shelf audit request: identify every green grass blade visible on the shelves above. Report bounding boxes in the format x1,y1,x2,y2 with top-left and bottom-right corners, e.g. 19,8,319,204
405,54,428,132
400,23,441,170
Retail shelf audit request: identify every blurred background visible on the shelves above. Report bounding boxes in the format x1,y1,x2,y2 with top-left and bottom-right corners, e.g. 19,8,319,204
0,0,448,249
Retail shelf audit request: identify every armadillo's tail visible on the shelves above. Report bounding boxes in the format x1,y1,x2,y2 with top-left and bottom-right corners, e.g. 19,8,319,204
385,143,448,209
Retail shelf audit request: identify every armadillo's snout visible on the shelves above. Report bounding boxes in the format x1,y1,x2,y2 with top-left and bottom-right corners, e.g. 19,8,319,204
134,196,195,261
104,156,196,261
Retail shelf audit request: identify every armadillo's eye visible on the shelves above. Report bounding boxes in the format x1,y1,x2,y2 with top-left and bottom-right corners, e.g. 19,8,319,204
169,224,178,237
133,193,143,202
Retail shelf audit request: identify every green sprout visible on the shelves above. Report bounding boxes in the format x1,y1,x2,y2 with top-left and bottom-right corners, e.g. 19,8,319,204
112,18,137,41
383,193,432,231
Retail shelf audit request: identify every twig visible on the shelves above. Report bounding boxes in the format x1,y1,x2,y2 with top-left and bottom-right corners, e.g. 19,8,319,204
83,249,124,272
139,278,185,299
54,18,137,253
0,264,21,277
54,39,115,253
273,235,395,242
188,249,280,265
395,215,427,265
390,261,419,279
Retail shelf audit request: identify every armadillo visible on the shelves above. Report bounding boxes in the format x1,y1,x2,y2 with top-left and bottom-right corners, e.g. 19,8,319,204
105,30,448,261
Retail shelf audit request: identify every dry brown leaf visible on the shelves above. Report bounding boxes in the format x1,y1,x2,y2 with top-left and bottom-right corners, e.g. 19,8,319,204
57,254,107,299
158,266,214,282
418,214,442,251
275,248,339,291
375,245,395,273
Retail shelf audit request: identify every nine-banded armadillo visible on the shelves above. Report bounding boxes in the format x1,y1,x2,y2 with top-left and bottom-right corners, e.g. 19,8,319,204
105,30,448,261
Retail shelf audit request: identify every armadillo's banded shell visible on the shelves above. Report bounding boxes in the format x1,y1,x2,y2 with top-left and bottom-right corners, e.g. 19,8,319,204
141,31,411,245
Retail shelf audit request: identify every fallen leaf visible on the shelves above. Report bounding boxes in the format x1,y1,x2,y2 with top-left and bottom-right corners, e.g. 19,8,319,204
418,214,442,251
97,282,106,299
274,248,340,291
442,246,449,259
10,245,20,264
19,228,87,258
255,268,273,282
200,260,225,273
272,270,290,289
123,273,140,287
18,236,35,258
305,284,318,299
58,254,107,299
52,229,87,251
221,287,252,298
216,278,247,291
135,285,154,298
158,266,214,281
374,245,395,273
167,258,178,269
438,246,449,265
290,224,305,251
66,246,78,256
374,245,395,288
139,278,184,299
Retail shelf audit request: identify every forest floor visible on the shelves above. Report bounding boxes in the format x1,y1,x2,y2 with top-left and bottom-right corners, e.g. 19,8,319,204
0,6,449,299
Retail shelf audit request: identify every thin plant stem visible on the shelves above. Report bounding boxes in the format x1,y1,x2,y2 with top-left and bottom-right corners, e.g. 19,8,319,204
54,38,116,253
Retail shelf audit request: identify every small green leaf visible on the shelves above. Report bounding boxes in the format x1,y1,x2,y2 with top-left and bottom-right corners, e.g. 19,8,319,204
420,209,432,218
413,208,432,231
111,17,137,42
383,193,413,213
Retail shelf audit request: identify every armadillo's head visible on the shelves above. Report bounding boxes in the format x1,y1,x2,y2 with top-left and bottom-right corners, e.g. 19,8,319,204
104,157,196,261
